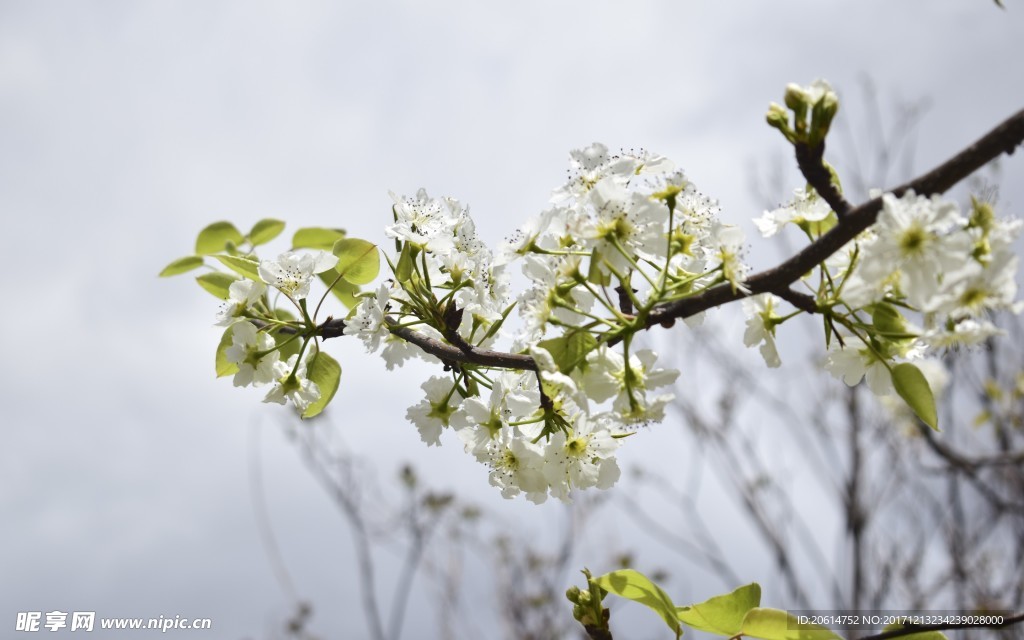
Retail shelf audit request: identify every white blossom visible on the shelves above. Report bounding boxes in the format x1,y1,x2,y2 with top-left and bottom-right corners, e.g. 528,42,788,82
263,351,321,412
259,250,338,300
215,279,266,326
742,294,783,368
406,376,462,446
224,320,279,387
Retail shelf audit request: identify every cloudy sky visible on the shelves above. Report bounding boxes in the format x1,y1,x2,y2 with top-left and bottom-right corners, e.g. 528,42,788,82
2,1,1022,638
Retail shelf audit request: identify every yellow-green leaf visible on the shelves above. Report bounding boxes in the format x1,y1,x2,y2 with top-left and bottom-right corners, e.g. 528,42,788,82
892,362,939,430
594,570,681,637
740,608,841,640
249,218,285,246
587,248,611,286
395,243,415,283
196,272,240,299
292,227,346,251
871,303,906,336
159,256,204,277
676,583,761,636
196,222,244,255
302,351,342,419
215,326,239,378
332,238,380,285
537,329,597,374
213,254,261,280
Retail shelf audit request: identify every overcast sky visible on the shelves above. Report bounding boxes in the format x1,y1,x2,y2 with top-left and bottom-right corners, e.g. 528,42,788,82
2,2,1022,639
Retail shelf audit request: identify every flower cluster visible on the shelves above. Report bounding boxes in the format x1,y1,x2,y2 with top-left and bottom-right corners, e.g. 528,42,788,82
747,187,1020,398
167,79,1021,501
209,250,340,413
343,145,755,501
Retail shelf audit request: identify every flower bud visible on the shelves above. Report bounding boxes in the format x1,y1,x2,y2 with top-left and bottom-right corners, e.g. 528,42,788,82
784,83,806,110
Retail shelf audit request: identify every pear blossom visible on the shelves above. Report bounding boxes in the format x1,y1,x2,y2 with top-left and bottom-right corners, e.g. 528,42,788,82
543,414,622,501
344,282,393,352
709,223,749,293
406,376,463,446
259,250,339,300
386,189,459,253
215,279,267,326
755,187,833,238
583,346,680,415
920,318,1002,350
494,207,559,266
263,351,321,412
847,191,973,309
481,428,549,503
824,336,894,396
742,294,784,368
224,320,279,387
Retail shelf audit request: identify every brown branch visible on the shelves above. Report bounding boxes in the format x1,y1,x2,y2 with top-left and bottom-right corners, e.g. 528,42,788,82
387,320,538,371
314,107,1024,373
646,106,1024,328
795,141,853,217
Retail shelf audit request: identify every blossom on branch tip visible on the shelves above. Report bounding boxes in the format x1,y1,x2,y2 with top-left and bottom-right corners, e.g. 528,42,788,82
386,189,459,253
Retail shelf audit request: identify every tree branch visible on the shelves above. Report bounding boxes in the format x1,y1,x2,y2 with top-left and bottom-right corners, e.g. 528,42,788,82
794,141,853,217
647,106,1024,327
314,107,1024,373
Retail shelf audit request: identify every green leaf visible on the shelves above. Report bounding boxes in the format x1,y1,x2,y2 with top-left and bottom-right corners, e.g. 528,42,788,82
587,248,611,286
740,608,841,640
159,256,204,277
871,303,906,336
332,238,381,285
292,227,346,250
395,243,415,283
302,351,342,419
196,272,240,299
215,326,239,378
273,330,301,362
196,222,244,255
892,362,939,430
248,218,285,246
213,254,261,280
594,569,681,637
318,273,360,309
676,583,761,636
537,330,598,374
